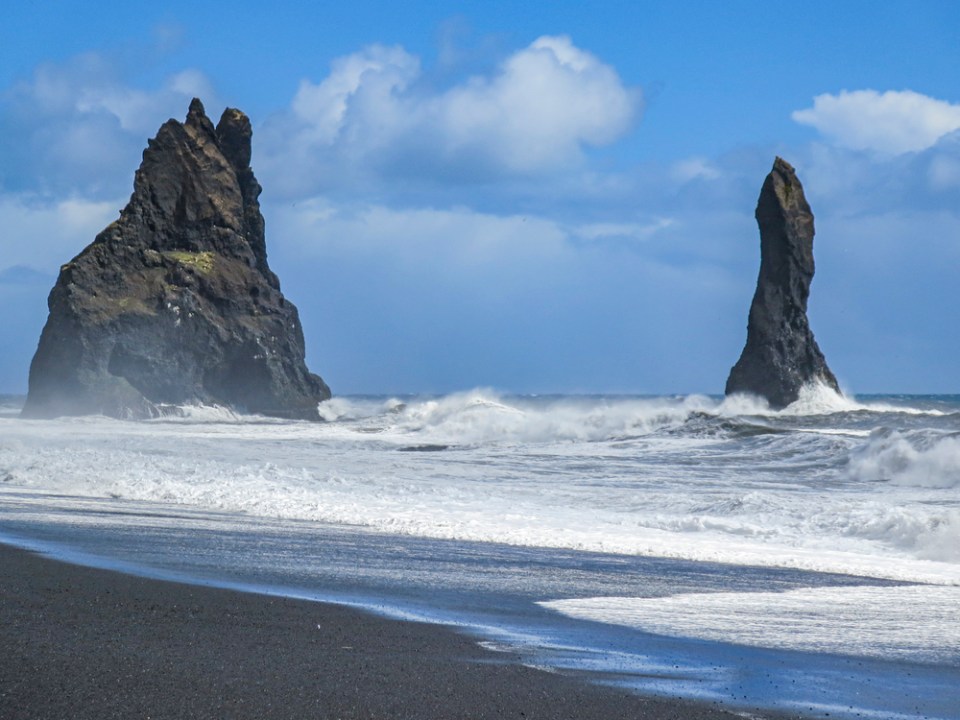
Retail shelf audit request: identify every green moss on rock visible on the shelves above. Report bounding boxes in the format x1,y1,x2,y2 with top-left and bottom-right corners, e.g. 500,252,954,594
164,251,216,274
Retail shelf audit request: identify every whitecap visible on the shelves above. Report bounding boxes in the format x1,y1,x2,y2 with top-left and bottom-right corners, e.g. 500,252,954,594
848,429,960,488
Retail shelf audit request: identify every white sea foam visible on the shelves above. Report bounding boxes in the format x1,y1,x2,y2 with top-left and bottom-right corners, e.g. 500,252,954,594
152,404,247,423
724,381,947,418
4,390,958,720
369,384,933,445
381,389,716,444
848,429,960,488
539,585,960,663
1,391,959,588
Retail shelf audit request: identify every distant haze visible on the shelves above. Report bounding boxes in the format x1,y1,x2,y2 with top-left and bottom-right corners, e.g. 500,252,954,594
2,2,959,395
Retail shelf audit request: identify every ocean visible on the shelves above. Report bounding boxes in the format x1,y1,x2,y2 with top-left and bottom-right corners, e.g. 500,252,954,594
1,386,958,719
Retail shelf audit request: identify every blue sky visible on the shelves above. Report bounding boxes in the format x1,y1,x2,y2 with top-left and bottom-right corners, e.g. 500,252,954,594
2,1,959,395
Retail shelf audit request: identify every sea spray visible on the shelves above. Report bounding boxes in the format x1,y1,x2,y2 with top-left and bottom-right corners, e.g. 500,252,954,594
3,388,958,720
849,428,960,488
2,389,959,586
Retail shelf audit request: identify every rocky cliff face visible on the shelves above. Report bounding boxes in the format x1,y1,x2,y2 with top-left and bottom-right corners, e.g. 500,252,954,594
22,99,330,420
725,157,839,408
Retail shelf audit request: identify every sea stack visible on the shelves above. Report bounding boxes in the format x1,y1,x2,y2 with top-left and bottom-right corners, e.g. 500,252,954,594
725,157,839,408
22,99,330,420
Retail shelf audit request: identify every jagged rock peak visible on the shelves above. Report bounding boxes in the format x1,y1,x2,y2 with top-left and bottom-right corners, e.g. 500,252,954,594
186,97,215,133
21,99,330,420
216,107,253,171
724,157,840,409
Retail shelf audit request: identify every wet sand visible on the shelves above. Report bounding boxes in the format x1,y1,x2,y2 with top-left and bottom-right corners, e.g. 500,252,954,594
0,543,774,719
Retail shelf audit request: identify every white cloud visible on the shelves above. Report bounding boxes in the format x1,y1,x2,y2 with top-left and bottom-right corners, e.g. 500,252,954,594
928,152,960,190
264,195,748,394
671,157,721,183
572,219,674,243
10,53,215,134
2,53,217,195
270,200,570,280
262,35,640,194
75,69,217,135
792,90,960,154
290,44,420,146
0,194,119,273
435,35,638,172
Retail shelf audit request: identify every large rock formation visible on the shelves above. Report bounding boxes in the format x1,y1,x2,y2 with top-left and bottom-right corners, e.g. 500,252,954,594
22,99,330,420
725,157,839,408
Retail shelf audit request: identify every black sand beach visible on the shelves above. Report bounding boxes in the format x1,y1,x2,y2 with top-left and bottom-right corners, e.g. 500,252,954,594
0,543,769,720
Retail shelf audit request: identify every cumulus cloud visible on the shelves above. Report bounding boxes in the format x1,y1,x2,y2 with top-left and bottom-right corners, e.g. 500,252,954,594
436,36,638,171
290,44,420,147
0,52,215,196
0,194,119,273
788,126,960,217
9,53,214,136
6,38,960,395
260,36,640,197
792,90,960,154
74,68,214,135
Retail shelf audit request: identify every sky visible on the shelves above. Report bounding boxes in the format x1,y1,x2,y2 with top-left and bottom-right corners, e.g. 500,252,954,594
1,1,959,395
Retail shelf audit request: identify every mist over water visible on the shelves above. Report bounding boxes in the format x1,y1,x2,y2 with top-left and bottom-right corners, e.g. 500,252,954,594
1,387,959,717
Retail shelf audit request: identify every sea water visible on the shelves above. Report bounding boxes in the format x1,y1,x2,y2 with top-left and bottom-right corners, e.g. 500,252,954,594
0,387,958,718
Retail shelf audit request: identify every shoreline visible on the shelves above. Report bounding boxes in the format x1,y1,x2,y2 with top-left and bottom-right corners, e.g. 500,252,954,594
0,542,768,720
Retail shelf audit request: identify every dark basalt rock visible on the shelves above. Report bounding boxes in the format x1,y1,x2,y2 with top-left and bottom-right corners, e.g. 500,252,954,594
22,99,330,420
725,157,839,409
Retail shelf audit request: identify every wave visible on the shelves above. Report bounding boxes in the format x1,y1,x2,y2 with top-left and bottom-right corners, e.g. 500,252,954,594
377,390,712,444
718,382,853,416
848,428,960,488
147,404,249,423
723,382,949,418
4,388,959,585
10,384,949,437
540,585,960,663
336,385,953,447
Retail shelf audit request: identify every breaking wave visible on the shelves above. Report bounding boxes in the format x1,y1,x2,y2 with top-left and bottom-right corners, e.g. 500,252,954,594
377,390,713,444
329,384,950,447
2,388,959,585
848,428,960,488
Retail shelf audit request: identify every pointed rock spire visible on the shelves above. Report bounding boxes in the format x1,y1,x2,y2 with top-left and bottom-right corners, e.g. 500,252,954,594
185,97,215,135
22,99,330,420
725,157,840,408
